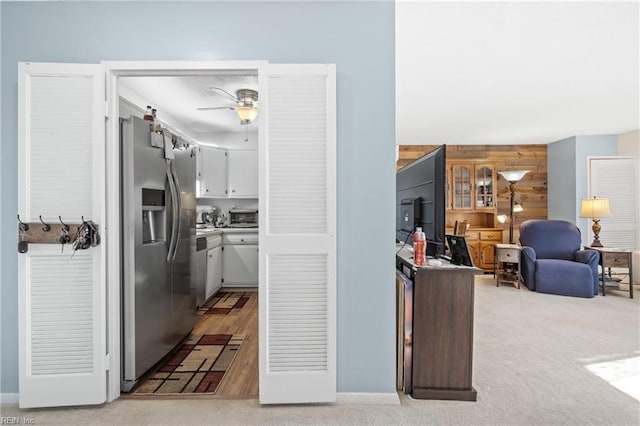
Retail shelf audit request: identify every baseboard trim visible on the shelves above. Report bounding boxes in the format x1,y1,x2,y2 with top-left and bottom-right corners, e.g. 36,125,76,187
0,393,19,404
336,392,400,405
1,392,400,406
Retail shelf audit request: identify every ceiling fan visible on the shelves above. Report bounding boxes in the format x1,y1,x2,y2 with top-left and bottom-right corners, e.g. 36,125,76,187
197,87,259,124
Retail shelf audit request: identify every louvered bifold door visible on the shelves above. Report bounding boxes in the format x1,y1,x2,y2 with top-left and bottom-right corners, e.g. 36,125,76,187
18,63,106,408
258,64,337,404
589,157,640,250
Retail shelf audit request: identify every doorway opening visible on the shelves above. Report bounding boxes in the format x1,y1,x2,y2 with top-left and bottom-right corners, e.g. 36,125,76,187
105,62,265,402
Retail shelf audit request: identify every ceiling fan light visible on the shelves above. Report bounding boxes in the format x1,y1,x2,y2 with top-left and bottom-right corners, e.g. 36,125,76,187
236,106,258,123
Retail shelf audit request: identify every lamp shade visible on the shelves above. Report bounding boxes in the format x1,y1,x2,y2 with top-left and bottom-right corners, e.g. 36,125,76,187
496,214,508,224
513,203,524,213
498,170,529,183
236,106,258,123
580,197,610,219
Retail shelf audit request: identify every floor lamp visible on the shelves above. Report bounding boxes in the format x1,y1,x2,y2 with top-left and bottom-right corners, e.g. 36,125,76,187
498,170,529,244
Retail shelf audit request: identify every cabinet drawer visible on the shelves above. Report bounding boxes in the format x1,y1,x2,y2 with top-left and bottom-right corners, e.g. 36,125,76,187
465,232,479,241
206,234,222,248
222,233,259,245
480,231,502,241
497,248,520,263
604,253,629,268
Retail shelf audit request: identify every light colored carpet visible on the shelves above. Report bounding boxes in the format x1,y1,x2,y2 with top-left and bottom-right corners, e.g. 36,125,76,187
2,275,639,425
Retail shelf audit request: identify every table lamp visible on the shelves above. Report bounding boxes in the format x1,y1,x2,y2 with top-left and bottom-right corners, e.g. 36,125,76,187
579,197,610,247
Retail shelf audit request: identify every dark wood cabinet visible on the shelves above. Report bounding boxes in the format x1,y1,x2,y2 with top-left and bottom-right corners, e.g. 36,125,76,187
396,247,480,401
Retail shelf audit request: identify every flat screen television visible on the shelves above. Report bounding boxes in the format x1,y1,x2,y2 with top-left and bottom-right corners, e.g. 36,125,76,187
396,145,446,255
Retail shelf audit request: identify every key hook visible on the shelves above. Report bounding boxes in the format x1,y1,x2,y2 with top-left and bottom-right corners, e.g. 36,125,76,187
17,215,29,232
59,216,70,232
39,215,51,232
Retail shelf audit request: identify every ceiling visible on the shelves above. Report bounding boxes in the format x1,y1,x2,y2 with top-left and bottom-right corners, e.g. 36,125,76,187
119,73,259,138
396,1,639,145
119,2,638,147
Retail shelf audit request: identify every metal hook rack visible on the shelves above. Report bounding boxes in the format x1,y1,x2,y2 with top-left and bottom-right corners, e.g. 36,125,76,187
16,215,98,253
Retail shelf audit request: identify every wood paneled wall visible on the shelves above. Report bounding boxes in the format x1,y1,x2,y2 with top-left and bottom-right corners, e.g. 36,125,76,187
398,145,548,241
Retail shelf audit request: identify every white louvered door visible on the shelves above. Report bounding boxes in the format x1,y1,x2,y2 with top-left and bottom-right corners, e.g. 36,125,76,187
18,63,106,408
258,64,336,404
589,157,640,250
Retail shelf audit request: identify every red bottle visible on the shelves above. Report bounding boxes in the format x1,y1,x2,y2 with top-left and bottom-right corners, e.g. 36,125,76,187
413,227,426,266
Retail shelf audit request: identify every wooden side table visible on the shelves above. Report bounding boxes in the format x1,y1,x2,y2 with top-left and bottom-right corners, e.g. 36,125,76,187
587,247,634,299
494,244,522,289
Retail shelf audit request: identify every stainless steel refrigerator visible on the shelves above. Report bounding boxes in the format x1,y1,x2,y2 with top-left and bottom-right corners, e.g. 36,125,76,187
120,116,197,392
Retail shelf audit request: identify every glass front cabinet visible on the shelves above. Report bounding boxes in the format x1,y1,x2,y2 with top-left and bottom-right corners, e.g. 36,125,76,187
449,162,496,212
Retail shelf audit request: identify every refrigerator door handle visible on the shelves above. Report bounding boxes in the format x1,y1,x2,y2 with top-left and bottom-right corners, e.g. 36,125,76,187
170,163,182,261
166,166,179,263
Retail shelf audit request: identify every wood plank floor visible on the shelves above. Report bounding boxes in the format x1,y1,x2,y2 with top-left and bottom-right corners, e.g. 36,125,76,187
125,289,258,399
193,290,258,397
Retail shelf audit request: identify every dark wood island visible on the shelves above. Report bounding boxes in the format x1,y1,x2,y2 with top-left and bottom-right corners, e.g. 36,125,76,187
396,245,481,401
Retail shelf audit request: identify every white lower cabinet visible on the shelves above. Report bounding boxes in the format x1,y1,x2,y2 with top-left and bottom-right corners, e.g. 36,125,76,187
206,246,222,299
222,232,259,286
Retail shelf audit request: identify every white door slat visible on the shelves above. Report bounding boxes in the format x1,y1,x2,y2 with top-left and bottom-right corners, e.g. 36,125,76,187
259,64,336,404
589,157,640,251
18,62,106,408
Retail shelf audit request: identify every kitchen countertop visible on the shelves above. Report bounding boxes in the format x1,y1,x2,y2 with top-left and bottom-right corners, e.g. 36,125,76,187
196,227,258,236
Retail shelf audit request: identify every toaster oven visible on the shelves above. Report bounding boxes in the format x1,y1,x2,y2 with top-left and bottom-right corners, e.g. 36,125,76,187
228,209,258,228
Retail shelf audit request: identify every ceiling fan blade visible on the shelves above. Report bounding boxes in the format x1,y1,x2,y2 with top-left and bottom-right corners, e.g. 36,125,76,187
209,87,241,104
196,106,236,111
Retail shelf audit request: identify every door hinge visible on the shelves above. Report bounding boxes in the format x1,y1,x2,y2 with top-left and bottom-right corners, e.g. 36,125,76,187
105,101,109,119
104,353,111,371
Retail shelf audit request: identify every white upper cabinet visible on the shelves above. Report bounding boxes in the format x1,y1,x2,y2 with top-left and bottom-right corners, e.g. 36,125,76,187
228,150,259,198
198,148,258,199
198,146,227,197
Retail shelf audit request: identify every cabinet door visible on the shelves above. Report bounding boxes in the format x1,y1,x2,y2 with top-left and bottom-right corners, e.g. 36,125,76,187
223,244,259,285
199,147,227,197
228,150,258,198
479,242,496,270
475,164,496,210
452,165,473,210
206,246,222,299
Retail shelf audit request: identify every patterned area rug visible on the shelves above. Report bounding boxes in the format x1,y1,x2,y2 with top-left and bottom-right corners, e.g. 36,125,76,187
133,334,243,395
197,291,251,315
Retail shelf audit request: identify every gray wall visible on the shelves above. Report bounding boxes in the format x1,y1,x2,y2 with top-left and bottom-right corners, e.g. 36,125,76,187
548,137,577,222
547,135,618,245
0,1,396,394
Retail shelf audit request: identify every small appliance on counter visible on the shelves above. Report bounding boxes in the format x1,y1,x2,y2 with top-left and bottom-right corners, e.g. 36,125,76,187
196,205,217,228
228,209,258,228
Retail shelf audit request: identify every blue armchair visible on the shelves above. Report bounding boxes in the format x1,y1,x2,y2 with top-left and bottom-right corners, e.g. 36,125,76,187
519,220,599,298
